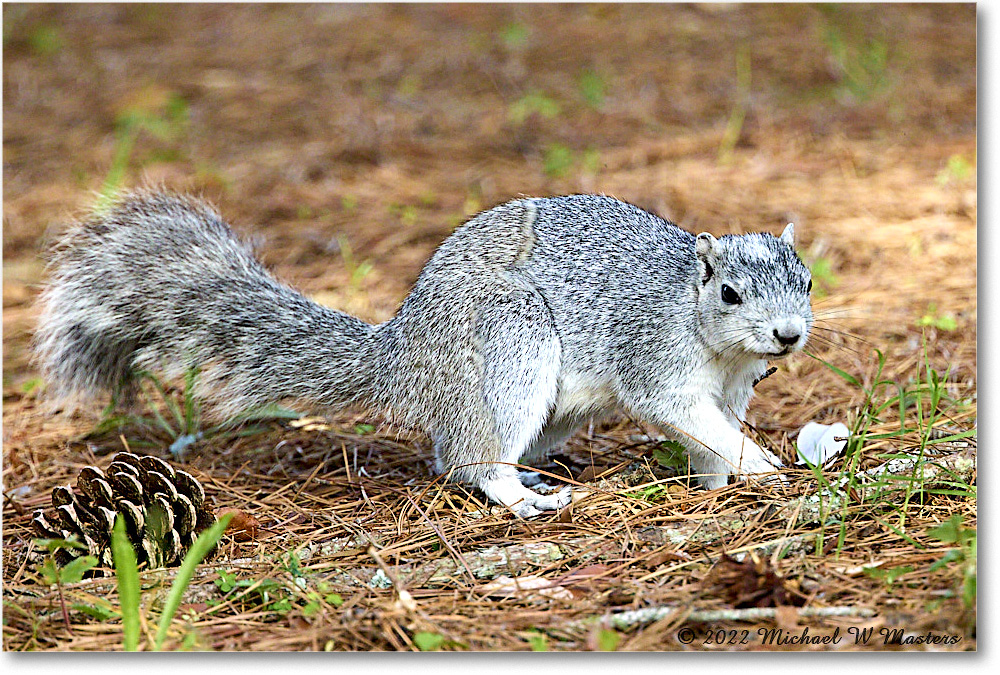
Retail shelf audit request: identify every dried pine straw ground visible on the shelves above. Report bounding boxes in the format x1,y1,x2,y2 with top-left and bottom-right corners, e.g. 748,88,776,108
2,4,976,651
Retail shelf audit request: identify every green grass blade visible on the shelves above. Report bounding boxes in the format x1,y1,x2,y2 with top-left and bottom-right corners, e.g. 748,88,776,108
927,488,977,498
148,372,187,433
805,351,862,388
225,403,303,424
95,129,136,213
204,403,302,436
183,366,201,435
154,514,232,651
870,513,923,548
925,429,977,445
111,516,142,651
86,413,137,438
135,379,179,439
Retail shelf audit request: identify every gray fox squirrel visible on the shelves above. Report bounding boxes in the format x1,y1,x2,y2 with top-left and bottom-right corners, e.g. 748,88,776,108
35,192,812,517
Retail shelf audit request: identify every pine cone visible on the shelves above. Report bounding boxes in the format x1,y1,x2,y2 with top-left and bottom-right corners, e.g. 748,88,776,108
33,452,216,570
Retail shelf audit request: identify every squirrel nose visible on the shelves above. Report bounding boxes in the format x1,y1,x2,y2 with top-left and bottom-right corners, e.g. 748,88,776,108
773,328,801,346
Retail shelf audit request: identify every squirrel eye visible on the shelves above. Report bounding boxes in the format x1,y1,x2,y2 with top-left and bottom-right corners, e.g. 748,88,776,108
720,284,741,305
807,279,813,293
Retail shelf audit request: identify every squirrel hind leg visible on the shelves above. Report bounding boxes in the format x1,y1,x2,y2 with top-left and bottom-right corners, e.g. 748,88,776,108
433,290,565,516
478,296,565,516
482,470,571,518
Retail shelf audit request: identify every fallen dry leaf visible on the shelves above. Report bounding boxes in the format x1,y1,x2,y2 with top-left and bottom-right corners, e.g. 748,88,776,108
707,553,808,609
643,549,690,570
217,507,261,542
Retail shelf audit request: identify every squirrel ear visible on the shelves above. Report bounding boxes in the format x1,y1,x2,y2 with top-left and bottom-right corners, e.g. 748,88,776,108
780,223,795,247
696,232,717,259
695,233,717,283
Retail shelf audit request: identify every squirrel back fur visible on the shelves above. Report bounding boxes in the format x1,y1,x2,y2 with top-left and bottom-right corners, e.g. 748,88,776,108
36,191,813,517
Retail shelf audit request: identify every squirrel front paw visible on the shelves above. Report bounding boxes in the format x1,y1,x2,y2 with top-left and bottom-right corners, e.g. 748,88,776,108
734,445,785,485
698,444,784,490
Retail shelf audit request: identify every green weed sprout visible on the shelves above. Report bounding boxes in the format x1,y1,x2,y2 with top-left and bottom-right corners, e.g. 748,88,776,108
112,512,232,651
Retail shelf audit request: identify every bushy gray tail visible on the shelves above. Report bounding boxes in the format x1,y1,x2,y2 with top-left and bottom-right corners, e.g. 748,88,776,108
34,191,383,418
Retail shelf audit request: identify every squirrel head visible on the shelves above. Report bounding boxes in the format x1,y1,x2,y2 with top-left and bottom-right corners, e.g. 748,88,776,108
694,223,812,360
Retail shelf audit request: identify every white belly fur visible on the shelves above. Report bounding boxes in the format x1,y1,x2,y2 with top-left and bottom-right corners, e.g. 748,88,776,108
553,369,618,420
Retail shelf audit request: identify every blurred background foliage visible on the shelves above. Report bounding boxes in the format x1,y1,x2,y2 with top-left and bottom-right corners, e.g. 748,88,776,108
3,2,975,333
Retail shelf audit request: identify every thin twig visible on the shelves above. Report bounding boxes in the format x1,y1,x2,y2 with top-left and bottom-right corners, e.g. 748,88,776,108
55,577,75,636
401,491,478,584
592,604,877,631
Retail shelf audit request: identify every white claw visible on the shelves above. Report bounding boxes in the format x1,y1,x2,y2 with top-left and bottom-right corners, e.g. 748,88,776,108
483,474,570,518
736,446,786,485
